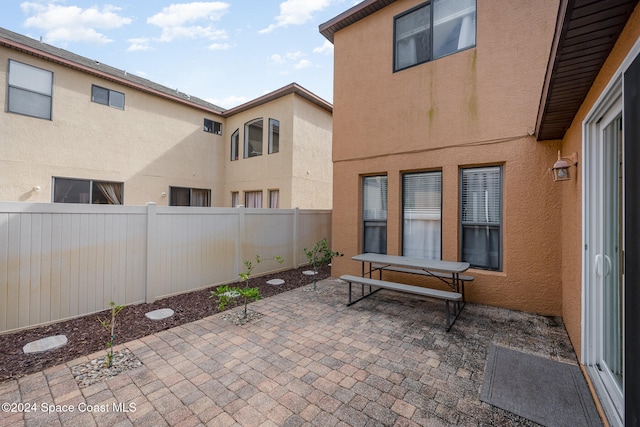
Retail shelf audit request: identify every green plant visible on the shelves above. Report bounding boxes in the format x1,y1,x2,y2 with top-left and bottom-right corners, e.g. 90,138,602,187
304,238,343,290
211,255,283,320
97,300,125,367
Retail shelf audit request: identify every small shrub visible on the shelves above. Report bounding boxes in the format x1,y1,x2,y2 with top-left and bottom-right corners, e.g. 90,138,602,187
304,238,343,290
97,300,125,367
211,255,283,320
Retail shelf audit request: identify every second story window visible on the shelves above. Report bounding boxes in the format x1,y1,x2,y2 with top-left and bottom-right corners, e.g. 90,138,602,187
244,118,263,158
204,118,222,135
394,0,476,72
269,119,280,154
8,59,53,120
91,85,125,110
231,129,239,161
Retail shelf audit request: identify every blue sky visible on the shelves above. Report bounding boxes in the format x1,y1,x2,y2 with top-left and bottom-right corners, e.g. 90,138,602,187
0,1,356,109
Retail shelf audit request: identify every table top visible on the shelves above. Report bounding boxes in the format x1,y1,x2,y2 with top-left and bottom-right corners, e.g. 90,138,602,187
352,253,470,274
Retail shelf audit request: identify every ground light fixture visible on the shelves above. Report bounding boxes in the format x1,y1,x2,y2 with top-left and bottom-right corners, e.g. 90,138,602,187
551,151,578,182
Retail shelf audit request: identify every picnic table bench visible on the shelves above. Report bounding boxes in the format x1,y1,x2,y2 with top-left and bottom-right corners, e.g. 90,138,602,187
341,253,472,331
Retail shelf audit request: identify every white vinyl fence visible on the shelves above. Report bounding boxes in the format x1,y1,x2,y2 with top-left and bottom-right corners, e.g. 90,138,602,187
0,203,332,334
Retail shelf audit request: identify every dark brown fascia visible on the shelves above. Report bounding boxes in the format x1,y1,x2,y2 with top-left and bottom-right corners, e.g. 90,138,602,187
319,0,396,43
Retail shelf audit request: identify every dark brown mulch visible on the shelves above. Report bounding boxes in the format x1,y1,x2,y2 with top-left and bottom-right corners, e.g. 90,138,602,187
0,265,331,383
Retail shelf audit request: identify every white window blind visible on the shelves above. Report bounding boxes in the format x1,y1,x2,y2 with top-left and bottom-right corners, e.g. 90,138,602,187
363,176,388,254
461,167,501,225
8,60,53,119
403,172,442,259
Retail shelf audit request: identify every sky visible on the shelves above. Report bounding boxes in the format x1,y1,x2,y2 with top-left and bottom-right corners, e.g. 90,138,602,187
0,0,358,109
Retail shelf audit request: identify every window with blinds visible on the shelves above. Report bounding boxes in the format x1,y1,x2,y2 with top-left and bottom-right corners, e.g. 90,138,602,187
363,175,388,254
8,60,53,120
460,166,502,270
403,171,442,259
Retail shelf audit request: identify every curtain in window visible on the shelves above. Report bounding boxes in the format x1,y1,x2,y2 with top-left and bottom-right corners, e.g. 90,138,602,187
403,172,441,259
191,189,210,207
232,192,239,207
171,187,190,206
270,190,279,208
461,167,501,270
433,0,476,58
53,179,78,203
363,176,388,254
245,191,262,208
95,182,123,205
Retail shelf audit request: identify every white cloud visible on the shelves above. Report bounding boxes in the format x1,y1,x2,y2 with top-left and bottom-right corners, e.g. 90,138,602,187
208,42,231,50
127,37,153,52
294,59,312,69
269,54,285,64
259,0,331,34
20,2,132,44
147,2,229,42
313,40,333,55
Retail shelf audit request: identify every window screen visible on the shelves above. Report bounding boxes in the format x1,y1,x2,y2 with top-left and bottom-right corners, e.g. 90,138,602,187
244,118,263,158
403,171,442,259
231,129,239,161
461,166,501,270
269,119,280,154
8,60,53,119
363,176,388,254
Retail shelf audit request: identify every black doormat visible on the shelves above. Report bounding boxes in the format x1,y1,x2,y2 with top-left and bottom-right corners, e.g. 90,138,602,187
480,344,602,427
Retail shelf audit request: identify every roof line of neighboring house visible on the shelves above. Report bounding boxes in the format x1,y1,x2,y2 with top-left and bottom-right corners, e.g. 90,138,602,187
0,27,332,118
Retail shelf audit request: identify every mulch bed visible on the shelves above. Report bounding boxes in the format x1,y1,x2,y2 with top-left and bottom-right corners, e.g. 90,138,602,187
0,265,330,383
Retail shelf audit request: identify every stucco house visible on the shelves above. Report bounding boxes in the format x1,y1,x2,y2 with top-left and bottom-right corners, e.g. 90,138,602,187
320,0,639,425
0,27,333,209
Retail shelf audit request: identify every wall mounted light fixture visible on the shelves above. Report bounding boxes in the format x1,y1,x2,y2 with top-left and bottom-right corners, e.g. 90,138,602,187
551,151,578,182
33,185,41,193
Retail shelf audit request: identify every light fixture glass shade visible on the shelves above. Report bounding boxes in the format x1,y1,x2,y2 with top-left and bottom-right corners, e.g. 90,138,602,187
552,151,573,182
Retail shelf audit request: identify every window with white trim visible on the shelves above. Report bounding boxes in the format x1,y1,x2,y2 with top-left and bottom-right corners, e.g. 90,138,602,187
363,175,388,254
91,85,124,110
269,189,279,208
269,119,280,154
8,59,53,119
394,0,476,72
244,118,263,158
53,177,123,204
231,129,239,161
460,166,502,270
403,171,442,259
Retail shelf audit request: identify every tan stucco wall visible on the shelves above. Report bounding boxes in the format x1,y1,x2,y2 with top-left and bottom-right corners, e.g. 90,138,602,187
330,0,564,315
1,47,333,209
0,48,225,206
558,5,640,359
223,94,333,209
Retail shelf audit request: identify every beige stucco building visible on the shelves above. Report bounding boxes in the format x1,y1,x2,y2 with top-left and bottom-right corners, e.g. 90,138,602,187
321,0,640,425
0,27,333,209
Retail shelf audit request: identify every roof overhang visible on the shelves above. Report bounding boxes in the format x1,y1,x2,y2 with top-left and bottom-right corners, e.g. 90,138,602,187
319,0,396,43
536,0,639,141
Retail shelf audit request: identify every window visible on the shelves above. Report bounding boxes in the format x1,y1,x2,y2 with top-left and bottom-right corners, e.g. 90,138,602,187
269,190,280,208
403,171,442,259
91,85,124,109
244,118,263,158
231,191,240,207
269,119,280,154
231,129,239,161
204,118,222,135
245,191,262,208
460,166,502,270
363,176,388,254
394,0,476,71
8,60,53,119
53,178,123,204
170,187,211,207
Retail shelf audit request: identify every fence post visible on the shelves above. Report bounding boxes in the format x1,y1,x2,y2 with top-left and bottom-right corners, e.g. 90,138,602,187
293,207,299,267
236,206,244,276
145,202,158,303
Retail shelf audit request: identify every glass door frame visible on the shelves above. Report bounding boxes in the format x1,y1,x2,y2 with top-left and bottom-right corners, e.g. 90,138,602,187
582,81,624,427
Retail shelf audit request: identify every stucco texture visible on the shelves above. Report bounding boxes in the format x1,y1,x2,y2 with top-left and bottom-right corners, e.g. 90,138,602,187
330,0,565,315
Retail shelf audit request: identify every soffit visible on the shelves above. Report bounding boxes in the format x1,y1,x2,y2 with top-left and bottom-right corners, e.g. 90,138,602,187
536,0,639,140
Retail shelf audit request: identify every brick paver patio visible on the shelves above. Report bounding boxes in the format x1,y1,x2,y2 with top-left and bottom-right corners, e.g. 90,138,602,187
0,277,582,426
